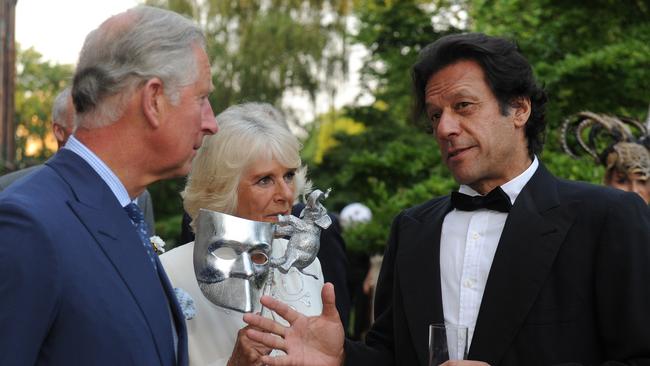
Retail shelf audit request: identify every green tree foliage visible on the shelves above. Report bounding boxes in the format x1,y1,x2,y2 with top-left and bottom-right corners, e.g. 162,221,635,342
145,0,350,113
304,110,365,164
469,0,650,179
144,0,353,243
12,2,646,254
353,0,441,123
305,0,464,254
308,0,650,255
12,46,73,168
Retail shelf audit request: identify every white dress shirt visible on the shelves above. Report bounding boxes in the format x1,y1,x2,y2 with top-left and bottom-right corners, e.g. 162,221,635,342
440,157,539,347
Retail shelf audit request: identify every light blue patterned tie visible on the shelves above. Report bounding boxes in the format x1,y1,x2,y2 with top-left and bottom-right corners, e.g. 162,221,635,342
124,202,157,270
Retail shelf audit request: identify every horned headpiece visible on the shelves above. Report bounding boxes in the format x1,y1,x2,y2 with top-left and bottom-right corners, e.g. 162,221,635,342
561,111,650,180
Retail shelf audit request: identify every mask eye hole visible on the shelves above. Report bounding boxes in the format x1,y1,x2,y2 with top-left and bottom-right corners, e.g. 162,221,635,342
212,247,237,260
250,250,268,265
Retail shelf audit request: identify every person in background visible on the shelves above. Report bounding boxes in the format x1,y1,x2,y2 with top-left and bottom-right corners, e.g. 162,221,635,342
0,6,217,365
242,33,650,366
161,102,324,366
0,87,74,188
0,87,156,229
562,111,650,205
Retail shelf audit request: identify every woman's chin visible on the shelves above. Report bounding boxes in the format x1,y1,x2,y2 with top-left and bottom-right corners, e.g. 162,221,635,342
261,216,279,223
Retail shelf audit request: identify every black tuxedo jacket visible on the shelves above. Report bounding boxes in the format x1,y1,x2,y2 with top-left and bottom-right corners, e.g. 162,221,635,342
345,164,650,366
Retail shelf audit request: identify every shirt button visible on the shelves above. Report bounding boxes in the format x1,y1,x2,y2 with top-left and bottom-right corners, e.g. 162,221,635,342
463,279,475,288
471,232,480,240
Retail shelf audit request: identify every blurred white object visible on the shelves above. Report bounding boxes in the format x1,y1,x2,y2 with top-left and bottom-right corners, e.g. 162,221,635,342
340,202,372,229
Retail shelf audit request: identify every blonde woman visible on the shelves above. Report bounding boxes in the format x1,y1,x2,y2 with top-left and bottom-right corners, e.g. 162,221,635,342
161,103,323,366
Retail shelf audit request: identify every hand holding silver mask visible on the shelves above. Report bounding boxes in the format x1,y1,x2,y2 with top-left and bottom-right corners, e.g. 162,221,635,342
193,189,332,313
193,209,274,313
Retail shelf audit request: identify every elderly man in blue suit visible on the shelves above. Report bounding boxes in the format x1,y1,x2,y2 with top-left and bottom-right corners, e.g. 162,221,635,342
0,6,218,366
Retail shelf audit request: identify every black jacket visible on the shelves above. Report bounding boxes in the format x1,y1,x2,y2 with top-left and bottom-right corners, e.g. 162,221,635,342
346,164,650,366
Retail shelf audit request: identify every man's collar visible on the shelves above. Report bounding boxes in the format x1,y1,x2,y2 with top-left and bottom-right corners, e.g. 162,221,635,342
458,156,539,205
63,135,132,207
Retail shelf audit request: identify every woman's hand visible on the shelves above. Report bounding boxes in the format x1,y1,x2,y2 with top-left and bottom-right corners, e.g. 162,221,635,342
227,325,272,366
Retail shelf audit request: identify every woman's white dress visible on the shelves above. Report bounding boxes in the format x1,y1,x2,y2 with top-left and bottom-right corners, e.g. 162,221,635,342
160,238,324,366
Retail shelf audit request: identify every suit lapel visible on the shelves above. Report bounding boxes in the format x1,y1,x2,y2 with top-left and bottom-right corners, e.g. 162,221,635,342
398,199,452,366
47,150,176,365
469,165,577,365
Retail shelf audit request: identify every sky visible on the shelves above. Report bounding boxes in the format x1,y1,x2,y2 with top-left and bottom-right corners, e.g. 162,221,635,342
16,0,140,65
15,0,369,123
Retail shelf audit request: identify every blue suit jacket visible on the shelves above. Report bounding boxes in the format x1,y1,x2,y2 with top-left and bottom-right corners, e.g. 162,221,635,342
0,149,188,365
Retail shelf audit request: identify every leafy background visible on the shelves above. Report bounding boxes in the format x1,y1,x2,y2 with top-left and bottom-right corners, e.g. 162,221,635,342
6,0,649,258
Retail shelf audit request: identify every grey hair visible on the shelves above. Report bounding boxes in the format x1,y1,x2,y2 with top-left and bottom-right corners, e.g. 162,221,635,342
52,87,73,130
182,102,311,225
72,5,206,128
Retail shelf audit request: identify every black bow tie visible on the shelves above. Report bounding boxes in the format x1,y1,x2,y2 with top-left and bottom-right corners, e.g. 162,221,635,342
451,186,512,213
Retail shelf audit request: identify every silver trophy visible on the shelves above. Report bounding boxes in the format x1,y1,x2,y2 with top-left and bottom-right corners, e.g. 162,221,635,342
272,189,332,279
194,189,332,313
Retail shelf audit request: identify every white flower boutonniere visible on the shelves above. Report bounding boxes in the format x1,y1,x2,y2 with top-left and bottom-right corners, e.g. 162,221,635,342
150,235,166,255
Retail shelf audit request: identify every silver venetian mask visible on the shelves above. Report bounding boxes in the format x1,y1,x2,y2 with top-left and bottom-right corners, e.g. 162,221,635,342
193,209,274,313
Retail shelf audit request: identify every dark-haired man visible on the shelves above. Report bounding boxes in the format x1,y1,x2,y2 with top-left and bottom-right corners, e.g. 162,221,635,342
242,33,650,366
0,6,217,366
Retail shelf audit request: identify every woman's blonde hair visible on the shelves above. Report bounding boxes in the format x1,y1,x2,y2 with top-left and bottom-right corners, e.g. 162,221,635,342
182,102,311,229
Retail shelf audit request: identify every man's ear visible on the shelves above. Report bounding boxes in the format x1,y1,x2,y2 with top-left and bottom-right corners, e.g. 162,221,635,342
510,97,531,128
141,77,165,129
52,123,67,145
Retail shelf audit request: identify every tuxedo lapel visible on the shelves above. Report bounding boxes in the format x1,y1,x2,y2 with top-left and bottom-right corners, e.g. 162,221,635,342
46,150,176,365
398,198,452,366
469,165,577,365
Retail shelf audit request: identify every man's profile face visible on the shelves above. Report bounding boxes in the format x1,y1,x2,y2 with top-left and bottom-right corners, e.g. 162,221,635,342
155,44,218,178
424,60,529,194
